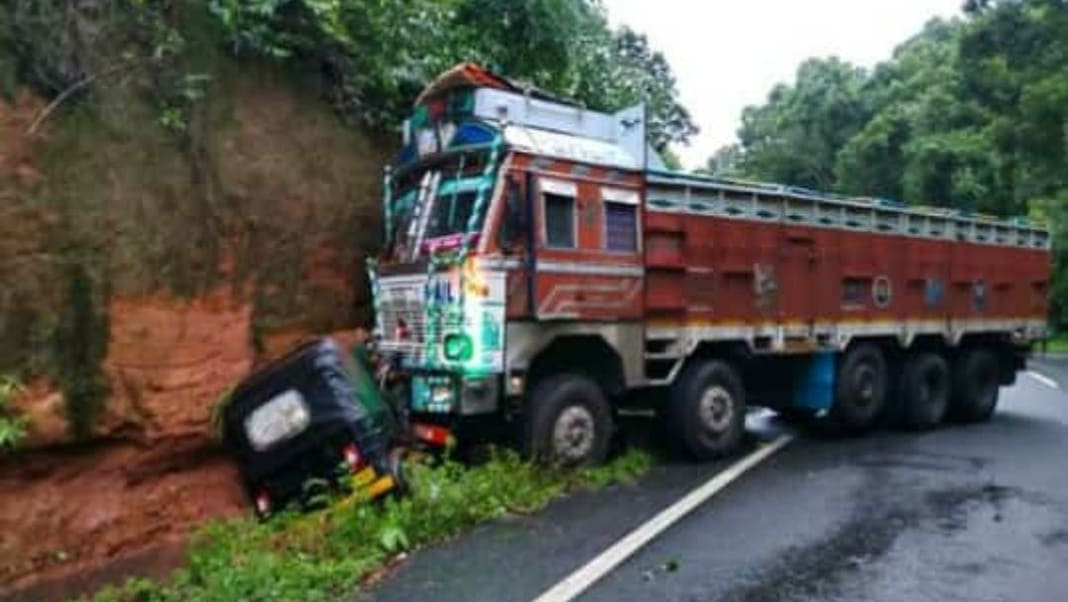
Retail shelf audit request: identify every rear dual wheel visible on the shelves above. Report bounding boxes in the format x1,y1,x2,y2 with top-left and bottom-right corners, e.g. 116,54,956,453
887,347,1001,429
831,344,889,432
897,351,951,430
950,348,1001,423
782,345,957,432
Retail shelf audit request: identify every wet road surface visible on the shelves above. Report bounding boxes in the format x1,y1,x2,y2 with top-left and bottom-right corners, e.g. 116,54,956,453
367,357,1068,602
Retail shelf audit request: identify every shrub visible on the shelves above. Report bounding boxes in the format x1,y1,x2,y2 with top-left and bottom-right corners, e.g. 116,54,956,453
0,375,28,451
86,447,653,601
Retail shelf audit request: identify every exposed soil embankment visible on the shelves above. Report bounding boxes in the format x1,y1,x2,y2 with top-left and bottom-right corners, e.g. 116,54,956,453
1,290,371,599
16,289,254,447
0,53,391,597
1,290,254,595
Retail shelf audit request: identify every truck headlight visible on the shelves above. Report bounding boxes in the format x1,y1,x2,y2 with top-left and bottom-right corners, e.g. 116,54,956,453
244,389,310,451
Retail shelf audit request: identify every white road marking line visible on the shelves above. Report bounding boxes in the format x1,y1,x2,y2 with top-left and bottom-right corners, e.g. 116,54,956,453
1028,371,1061,390
530,434,795,602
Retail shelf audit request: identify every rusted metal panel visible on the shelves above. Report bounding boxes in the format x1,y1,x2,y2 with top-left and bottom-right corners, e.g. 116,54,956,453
641,178,1051,344
498,151,1048,349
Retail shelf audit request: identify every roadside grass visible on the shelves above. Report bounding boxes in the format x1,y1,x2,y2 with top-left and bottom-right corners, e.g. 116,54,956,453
85,448,653,602
1045,334,1068,353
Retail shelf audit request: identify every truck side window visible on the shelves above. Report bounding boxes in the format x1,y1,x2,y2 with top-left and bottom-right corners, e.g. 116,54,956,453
605,202,637,252
544,193,576,248
602,187,639,252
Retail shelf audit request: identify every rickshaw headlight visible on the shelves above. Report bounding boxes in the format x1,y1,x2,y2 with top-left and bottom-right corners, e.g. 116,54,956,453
245,389,311,451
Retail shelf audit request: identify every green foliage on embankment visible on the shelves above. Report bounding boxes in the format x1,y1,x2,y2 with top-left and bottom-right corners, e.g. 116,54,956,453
1046,334,1068,354
0,375,28,450
206,0,695,150
84,448,653,602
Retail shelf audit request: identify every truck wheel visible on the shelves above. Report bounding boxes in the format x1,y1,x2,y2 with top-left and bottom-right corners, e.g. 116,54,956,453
523,374,612,466
950,348,1000,423
898,351,951,430
667,360,746,460
831,344,888,432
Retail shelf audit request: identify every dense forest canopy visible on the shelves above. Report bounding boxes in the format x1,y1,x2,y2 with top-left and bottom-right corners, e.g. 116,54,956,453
206,0,696,150
2,0,695,150
715,0,1067,328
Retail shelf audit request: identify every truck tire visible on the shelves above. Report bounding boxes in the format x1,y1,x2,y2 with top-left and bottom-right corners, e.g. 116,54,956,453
667,360,746,460
898,351,951,430
831,344,888,432
950,348,1001,423
522,374,612,466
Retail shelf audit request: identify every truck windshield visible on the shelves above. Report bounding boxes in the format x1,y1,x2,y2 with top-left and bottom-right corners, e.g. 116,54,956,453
386,171,495,260
425,190,480,239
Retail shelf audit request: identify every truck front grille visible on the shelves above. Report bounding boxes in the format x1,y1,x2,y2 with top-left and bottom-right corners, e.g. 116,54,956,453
376,277,430,364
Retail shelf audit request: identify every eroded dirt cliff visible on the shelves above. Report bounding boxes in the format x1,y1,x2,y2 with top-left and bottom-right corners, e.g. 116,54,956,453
0,53,392,597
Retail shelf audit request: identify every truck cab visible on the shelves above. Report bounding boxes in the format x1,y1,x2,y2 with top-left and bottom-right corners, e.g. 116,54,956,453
372,63,655,463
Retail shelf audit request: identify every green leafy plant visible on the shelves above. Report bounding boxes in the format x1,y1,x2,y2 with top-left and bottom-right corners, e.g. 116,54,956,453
0,375,29,451
1045,334,1068,353
84,447,653,602
206,0,696,147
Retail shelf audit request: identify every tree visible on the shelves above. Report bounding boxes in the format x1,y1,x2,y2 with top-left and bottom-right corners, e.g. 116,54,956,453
1032,198,1068,330
725,1,1066,326
834,19,963,203
731,4,1067,214
598,27,697,150
737,57,871,191
207,0,696,146
701,144,743,178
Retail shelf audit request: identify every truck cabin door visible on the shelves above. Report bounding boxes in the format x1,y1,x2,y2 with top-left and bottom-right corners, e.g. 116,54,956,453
532,175,643,321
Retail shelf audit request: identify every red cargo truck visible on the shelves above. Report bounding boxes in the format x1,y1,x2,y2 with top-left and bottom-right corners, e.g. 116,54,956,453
371,63,1052,464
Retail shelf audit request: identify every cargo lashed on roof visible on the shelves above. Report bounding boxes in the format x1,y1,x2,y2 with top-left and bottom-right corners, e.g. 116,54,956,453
414,62,578,107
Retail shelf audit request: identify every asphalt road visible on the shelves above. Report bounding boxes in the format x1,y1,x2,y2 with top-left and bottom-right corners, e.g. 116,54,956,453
367,357,1068,602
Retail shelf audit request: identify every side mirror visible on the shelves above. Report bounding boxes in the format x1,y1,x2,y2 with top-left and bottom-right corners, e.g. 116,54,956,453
498,176,525,250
